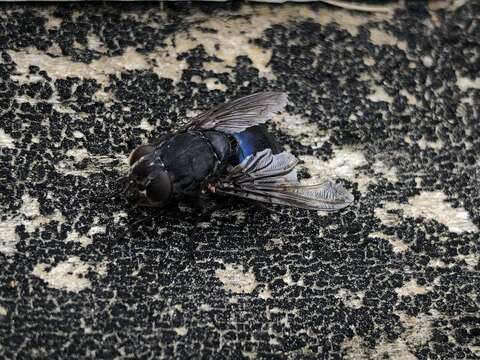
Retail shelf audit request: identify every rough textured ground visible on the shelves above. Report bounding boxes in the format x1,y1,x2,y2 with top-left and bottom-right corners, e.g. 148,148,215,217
0,1,479,359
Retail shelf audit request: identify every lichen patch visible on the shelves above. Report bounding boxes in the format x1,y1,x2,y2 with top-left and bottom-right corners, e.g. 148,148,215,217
372,159,399,183
341,336,369,359
399,89,418,105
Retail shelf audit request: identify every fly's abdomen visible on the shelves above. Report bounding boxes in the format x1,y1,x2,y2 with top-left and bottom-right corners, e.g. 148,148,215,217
233,125,280,162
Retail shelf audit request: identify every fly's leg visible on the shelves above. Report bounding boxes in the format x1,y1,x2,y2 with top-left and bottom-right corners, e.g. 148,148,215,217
237,199,284,216
187,231,196,263
135,192,163,208
181,192,219,219
118,207,170,240
183,194,210,263
255,202,284,216
118,215,152,240
180,192,220,263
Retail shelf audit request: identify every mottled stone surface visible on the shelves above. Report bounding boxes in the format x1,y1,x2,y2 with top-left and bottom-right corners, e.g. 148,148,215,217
0,1,479,359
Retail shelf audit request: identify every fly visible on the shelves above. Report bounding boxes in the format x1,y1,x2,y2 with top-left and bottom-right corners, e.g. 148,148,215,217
122,92,354,212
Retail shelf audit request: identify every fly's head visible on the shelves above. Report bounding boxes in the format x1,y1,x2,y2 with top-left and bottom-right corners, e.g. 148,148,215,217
127,144,172,207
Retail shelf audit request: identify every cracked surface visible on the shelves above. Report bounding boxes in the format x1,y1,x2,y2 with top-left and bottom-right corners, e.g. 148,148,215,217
0,1,479,359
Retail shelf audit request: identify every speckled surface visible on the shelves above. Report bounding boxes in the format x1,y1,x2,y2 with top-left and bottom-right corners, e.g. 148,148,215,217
1,1,479,359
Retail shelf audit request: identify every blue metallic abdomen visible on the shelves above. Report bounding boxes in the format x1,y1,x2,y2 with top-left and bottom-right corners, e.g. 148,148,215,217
233,125,280,162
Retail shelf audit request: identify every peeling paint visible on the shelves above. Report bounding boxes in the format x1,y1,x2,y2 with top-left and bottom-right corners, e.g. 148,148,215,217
0,219,19,255
456,74,480,91
10,46,188,84
336,289,364,308
258,287,272,300
66,231,92,247
173,327,188,336
20,194,41,218
369,28,407,50
367,84,394,103
32,257,107,292
273,113,329,148
300,148,369,192
369,231,408,253
0,129,15,148
215,264,257,294
300,148,367,181
57,148,128,176
396,279,432,297
375,191,478,233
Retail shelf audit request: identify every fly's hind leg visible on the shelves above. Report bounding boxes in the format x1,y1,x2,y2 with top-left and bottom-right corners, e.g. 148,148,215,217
254,202,284,216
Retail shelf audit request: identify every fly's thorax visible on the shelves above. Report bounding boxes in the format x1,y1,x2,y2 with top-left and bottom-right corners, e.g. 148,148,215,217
128,144,173,206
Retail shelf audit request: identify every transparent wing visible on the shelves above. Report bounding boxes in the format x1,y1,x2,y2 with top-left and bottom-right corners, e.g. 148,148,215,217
178,92,288,134
215,149,354,211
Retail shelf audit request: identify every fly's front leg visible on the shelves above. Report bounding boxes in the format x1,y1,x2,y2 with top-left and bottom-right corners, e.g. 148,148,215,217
135,192,163,208
180,192,218,218
184,192,220,263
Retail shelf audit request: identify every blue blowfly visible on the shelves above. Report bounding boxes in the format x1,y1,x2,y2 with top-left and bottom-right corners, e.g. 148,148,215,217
124,92,354,211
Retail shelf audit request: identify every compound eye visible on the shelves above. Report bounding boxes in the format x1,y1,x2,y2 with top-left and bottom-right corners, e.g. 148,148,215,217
129,144,155,166
146,172,172,206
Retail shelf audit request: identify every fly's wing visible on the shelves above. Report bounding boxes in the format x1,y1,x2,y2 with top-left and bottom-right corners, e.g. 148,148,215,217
214,149,354,211
177,92,288,134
